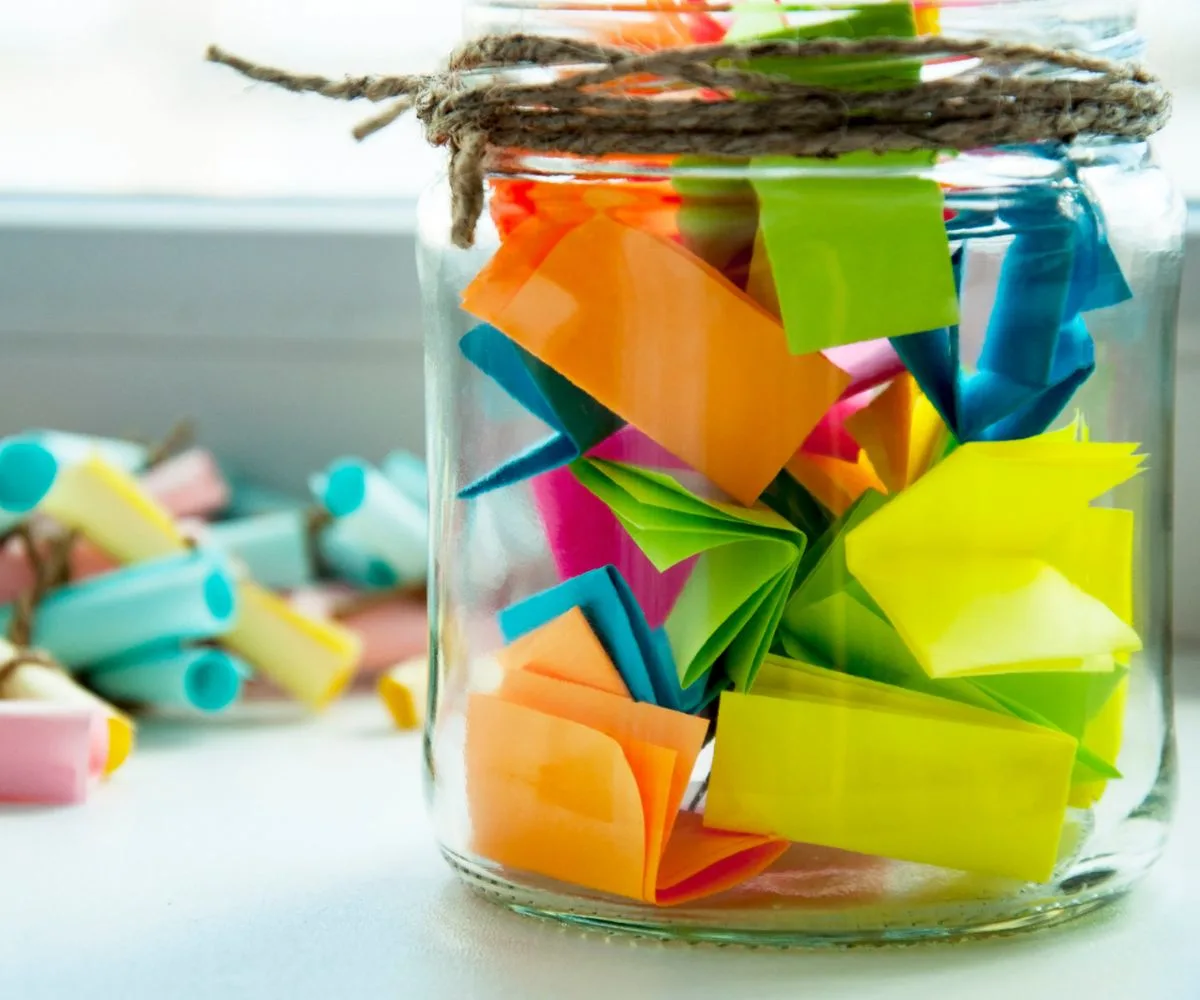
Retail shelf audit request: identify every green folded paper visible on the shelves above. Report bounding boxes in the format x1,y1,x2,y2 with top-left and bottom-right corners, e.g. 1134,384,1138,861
776,492,1123,781
572,459,806,695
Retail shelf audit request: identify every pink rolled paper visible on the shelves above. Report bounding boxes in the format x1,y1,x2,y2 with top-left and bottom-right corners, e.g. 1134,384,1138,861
532,426,696,631
291,584,427,675
139,448,231,520
0,532,118,606
0,702,98,805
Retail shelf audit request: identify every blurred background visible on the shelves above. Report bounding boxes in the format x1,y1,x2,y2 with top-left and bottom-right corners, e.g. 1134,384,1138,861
0,0,1197,637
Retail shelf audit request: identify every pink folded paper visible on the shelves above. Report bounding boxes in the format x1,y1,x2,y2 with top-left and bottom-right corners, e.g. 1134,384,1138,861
825,341,905,398
801,395,877,461
0,702,103,805
139,448,231,520
532,427,697,630
291,584,428,675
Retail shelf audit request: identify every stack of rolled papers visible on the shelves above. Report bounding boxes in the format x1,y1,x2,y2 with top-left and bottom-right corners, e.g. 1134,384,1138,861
0,428,430,805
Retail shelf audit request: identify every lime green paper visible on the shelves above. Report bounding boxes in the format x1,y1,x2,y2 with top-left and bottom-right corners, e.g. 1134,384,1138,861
709,658,1078,882
572,459,806,694
777,491,1123,780
844,437,1143,680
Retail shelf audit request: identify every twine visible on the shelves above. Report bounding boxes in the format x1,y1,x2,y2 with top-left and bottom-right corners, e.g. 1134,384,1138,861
0,526,76,690
207,33,1171,248
144,418,197,470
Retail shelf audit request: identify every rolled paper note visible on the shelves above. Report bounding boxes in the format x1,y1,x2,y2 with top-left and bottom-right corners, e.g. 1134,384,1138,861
40,454,187,562
707,658,1077,882
844,434,1144,679
572,459,806,693
25,430,148,475
311,458,427,586
139,448,231,520
499,568,705,714
458,323,624,497
0,645,133,776
0,703,95,805
378,656,428,730
466,626,787,904
290,584,427,674
202,510,315,591
85,643,248,714
777,493,1120,780
222,580,359,709
226,479,307,518
0,549,238,670
0,437,59,536
382,450,428,505
318,524,404,591
462,214,851,506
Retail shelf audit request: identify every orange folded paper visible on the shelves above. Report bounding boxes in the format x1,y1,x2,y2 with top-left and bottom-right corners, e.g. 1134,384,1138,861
463,215,850,505
466,614,788,905
787,451,885,517
843,373,950,494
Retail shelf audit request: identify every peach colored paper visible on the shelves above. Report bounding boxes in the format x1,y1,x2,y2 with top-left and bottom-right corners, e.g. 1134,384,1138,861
139,448,232,519
463,215,850,505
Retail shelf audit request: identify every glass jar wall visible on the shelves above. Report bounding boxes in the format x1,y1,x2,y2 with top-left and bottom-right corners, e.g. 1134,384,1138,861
418,1,1185,944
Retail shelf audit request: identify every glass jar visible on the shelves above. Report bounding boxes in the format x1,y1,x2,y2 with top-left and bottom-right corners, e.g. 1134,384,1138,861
418,0,1185,944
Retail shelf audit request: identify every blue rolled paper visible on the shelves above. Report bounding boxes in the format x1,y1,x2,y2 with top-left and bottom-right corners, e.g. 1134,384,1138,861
226,479,307,518
311,458,427,587
457,324,624,498
27,430,148,474
382,451,428,505
84,643,249,713
893,187,1126,442
0,437,58,534
498,566,707,714
204,510,314,591
0,549,239,669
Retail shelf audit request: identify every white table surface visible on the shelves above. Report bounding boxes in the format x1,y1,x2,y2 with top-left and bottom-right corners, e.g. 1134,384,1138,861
3,674,1198,1000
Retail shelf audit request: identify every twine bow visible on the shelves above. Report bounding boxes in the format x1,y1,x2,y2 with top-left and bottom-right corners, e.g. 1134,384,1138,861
207,33,1171,249
0,525,76,689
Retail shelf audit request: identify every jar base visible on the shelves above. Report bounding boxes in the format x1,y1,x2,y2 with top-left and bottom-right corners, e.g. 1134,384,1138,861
443,848,1146,948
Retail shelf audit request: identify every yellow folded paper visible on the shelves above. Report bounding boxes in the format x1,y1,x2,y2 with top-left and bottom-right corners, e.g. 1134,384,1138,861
708,657,1077,882
844,436,1143,678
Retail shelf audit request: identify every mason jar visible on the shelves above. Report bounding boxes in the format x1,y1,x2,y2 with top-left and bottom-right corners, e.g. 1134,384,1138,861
418,0,1185,944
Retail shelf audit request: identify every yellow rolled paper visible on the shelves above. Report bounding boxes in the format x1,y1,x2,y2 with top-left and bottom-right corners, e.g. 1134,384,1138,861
0,639,134,776
223,581,359,709
379,656,428,730
41,454,186,562
707,658,1077,882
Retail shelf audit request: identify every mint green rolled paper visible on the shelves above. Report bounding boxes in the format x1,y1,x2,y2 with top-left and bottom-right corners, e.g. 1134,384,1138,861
0,550,238,670
84,643,249,713
204,510,314,591
382,450,428,505
311,458,427,587
0,437,59,535
226,479,306,518
26,430,148,474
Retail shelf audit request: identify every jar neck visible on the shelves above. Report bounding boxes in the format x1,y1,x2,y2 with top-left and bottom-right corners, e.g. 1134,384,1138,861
464,2,1144,62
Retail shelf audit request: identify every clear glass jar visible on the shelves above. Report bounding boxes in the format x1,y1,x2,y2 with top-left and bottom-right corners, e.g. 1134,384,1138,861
419,0,1185,944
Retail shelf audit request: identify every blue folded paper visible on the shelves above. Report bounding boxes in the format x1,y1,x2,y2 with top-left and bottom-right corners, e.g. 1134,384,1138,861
893,187,1131,442
458,324,623,499
498,566,708,714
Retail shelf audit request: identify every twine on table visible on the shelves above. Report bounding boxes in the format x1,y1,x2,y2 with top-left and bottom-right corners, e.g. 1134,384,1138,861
0,526,77,688
207,33,1171,249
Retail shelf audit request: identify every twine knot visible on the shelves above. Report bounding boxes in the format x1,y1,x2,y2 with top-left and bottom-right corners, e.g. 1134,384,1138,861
207,34,1172,250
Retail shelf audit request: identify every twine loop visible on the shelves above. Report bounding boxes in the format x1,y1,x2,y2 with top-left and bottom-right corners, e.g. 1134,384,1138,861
206,33,1172,249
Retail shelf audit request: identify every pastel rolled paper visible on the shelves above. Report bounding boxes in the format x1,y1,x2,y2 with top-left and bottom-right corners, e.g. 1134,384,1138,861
85,643,249,714
382,450,429,505
0,703,96,805
202,510,315,591
0,549,238,670
312,458,427,587
25,430,148,475
0,437,59,535
139,448,232,520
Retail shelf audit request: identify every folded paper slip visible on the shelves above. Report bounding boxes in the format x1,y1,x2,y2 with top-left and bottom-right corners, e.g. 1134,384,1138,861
0,647,133,777
777,495,1123,780
467,657,786,904
0,702,97,805
499,568,704,713
706,660,1077,882
573,459,805,693
458,323,623,497
0,549,238,670
844,436,1143,679
312,458,428,587
462,214,850,505
85,643,248,714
